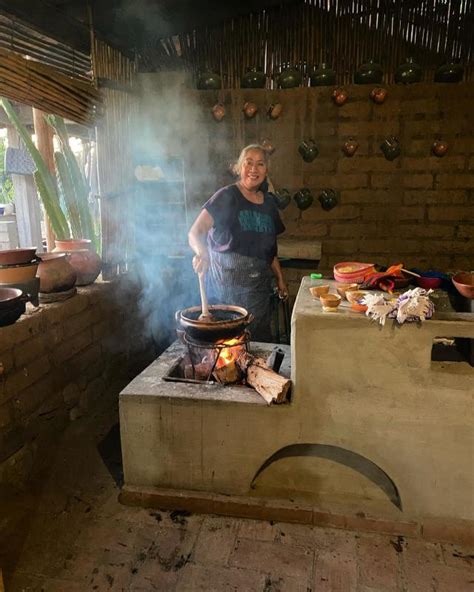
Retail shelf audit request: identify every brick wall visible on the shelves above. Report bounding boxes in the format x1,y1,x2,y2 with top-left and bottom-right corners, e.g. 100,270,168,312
166,82,473,273
0,279,155,487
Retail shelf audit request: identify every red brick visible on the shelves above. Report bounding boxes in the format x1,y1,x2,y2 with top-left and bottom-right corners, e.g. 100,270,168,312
0,349,14,375
436,174,474,189
320,239,359,255
402,174,434,189
304,205,360,221
357,534,400,591
13,335,46,368
313,549,357,591
285,222,329,238
342,189,400,204
52,328,93,365
0,400,13,430
337,101,372,119
403,190,467,205
428,206,474,222
400,97,439,115
337,156,397,173
397,224,456,239
340,121,401,136
301,158,337,174
4,355,51,401
402,156,465,171
422,240,472,255
457,225,474,239
12,374,56,418
405,120,443,136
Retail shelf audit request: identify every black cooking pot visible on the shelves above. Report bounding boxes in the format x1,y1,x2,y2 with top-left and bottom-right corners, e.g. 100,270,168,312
176,304,254,341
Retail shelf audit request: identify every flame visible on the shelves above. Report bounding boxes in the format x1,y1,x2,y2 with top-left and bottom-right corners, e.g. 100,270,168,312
216,338,242,369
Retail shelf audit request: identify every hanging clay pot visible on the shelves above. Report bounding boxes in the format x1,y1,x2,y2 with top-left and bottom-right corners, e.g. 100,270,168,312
298,139,319,163
332,88,348,106
241,66,266,89
261,139,275,155
354,59,383,85
243,102,258,119
434,59,464,83
272,188,291,210
342,138,359,157
197,71,221,90
380,136,401,161
212,103,225,121
293,188,314,211
432,139,448,157
319,189,339,211
309,63,336,86
37,252,77,293
267,103,283,120
278,67,302,89
395,57,422,84
370,87,388,104
53,239,101,286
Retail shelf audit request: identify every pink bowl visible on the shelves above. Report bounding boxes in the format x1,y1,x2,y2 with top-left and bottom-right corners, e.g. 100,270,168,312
452,272,474,299
333,262,375,284
416,276,442,290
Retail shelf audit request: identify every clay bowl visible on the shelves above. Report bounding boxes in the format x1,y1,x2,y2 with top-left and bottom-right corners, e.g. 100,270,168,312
309,284,330,298
0,247,37,266
452,272,474,299
416,276,442,290
0,287,23,310
351,301,368,313
336,283,358,300
0,261,39,284
346,290,367,304
320,293,341,312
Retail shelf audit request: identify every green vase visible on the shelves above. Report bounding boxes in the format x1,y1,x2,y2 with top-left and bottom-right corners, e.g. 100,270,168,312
354,59,383,85
241,66,266,89
272,189,291,210
310,63,336,87
434,59,464,83
395,57,422,84
319,189,339,211
293,188,313,211
197,71,221,90
278,68,302,89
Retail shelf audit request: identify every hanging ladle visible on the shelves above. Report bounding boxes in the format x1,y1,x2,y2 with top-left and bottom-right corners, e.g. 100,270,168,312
198,272,214,321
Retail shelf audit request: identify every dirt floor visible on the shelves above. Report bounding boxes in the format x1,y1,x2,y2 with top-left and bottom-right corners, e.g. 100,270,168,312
1,383,473,592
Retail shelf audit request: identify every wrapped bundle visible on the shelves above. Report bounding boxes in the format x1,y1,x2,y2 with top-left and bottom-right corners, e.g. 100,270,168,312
363,288,434,326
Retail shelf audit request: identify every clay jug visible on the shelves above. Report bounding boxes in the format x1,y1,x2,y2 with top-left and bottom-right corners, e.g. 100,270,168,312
355,59,383,84
332,88,348,106
212,103,225,121
395,57,422,84
241,66,266,89
370,87,388,104
243,102,258,119
278,67,302,89
434,59,464,83
342,138,359,157
319,189,339,211
293,188,314,211
272,188,291,210
261,138,275,155
432,139,448,157
37,253,77,293
267,103,283,119
53,239,101,286
309,63,336,86
197,71,221,90
298,139,319,163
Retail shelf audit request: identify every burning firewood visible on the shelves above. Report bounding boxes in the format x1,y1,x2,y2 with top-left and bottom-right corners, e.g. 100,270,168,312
236,351,291,405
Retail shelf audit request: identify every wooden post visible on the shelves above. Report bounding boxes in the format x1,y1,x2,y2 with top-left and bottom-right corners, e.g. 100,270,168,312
32,107,56,251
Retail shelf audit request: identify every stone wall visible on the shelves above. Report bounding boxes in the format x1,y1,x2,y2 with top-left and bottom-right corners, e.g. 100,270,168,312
0,279,155,487
137,76,473,275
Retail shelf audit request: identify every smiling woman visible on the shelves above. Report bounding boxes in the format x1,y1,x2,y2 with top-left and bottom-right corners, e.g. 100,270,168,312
188,144,288,342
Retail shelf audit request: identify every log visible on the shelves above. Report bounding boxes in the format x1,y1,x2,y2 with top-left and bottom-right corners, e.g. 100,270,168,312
236,352,291,405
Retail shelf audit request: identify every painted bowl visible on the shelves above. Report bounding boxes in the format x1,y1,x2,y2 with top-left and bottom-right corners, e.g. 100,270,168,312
309,284,330,298
452,272,474,299
334,261,376,284
336,283,359,300
320,293,341,311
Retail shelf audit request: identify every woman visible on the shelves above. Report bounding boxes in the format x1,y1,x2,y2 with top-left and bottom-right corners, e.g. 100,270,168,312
188,144,288,342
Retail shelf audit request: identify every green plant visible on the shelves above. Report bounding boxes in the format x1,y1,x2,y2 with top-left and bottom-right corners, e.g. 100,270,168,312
0,138,15,203
0,97,70,238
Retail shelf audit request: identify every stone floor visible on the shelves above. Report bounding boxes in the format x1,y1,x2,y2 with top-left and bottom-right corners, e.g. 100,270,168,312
1,387,473,592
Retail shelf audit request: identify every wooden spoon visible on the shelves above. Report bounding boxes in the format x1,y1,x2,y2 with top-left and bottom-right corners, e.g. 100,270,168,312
198,272,213,321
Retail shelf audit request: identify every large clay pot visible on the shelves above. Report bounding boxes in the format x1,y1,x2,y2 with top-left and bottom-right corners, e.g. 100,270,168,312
354,59,383,84
53,239,101,286
395,57,422,84
434,59,464,83
278,68,302,89
241,66,266,88
310,63,336,86
37,253,77,293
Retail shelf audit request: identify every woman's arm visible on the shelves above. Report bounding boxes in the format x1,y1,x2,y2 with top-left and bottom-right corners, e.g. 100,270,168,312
188,209,214,273
271,256,289,300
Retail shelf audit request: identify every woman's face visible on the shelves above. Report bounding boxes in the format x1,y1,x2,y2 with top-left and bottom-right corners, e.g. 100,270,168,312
239,149,267,191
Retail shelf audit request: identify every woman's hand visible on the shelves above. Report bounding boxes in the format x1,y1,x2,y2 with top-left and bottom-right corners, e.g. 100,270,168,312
192,254,209,274
277,278,289,300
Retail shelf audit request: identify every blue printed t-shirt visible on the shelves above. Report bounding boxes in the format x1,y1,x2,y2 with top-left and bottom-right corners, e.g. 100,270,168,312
204,184,285,263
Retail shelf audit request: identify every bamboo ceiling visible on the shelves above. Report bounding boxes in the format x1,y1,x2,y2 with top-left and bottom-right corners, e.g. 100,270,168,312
149,0,474,84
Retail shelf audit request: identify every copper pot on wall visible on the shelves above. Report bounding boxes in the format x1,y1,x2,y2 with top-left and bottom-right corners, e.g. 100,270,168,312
243,102,258,119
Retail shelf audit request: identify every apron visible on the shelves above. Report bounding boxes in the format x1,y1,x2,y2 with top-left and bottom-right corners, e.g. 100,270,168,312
206,251,273,342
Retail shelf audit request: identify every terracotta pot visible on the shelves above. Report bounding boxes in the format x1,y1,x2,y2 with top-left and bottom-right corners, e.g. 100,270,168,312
212,103,225,121
37,253,77,293
267,103,283,119
432,139,448,157
261,139,275,155
370,87,388,104
53,239,101,286
342,138,359,157
0,247,36,266
243,102,258,118
332,88,348,106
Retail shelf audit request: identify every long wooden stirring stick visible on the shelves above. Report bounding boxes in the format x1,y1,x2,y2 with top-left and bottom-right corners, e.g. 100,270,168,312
198,272,213,320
